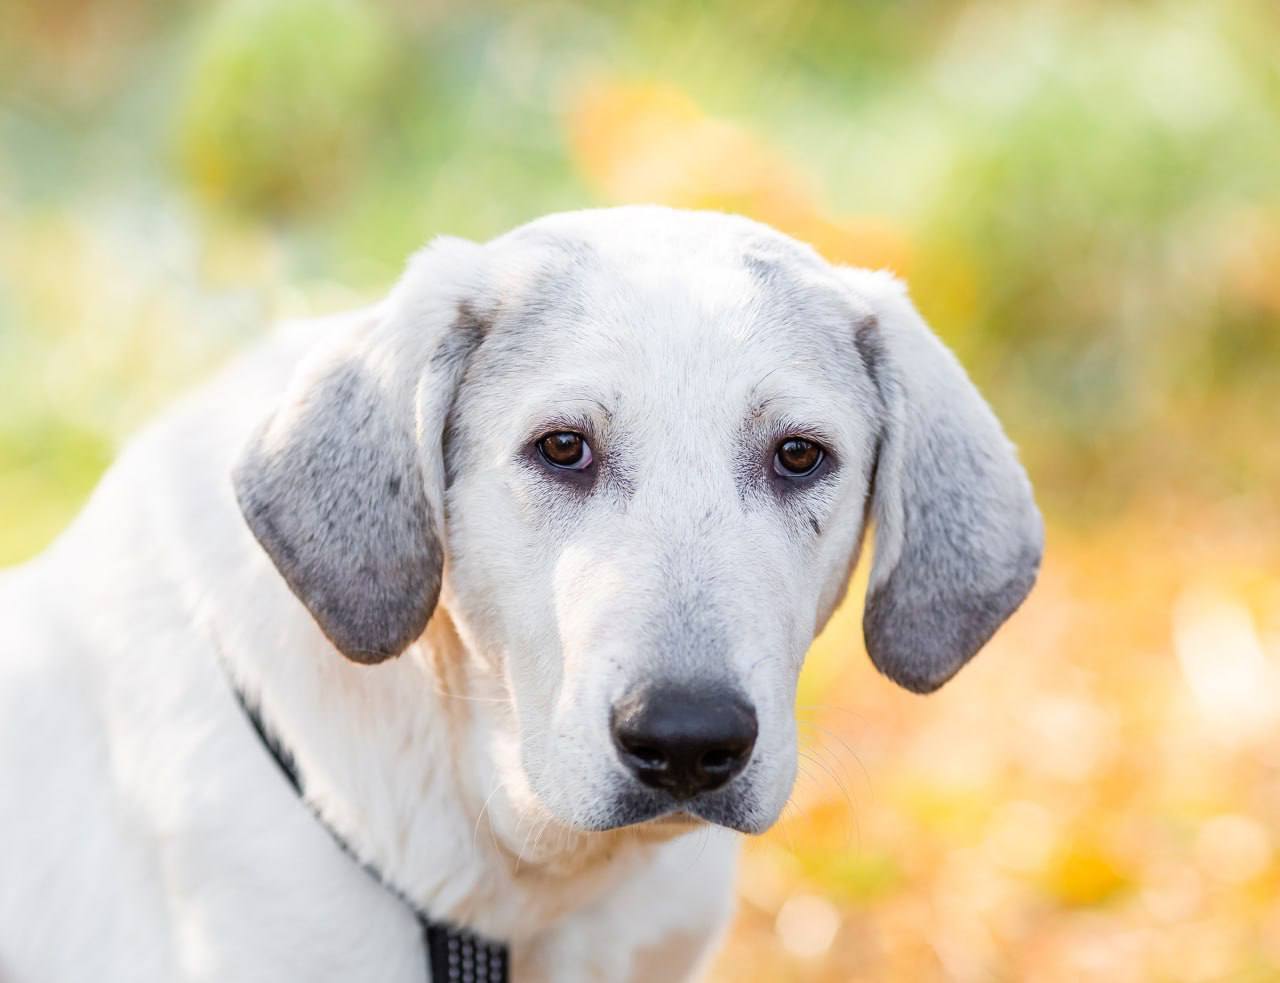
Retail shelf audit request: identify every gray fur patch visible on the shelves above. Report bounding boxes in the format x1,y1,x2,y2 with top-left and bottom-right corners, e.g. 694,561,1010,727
857,302,1043,693
865,543,1041,694
743,252,782,287
853,314,885,400
234,360,441,663
234,304,486,664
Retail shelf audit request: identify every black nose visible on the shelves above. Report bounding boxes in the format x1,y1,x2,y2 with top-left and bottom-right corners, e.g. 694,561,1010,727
611,686,758,799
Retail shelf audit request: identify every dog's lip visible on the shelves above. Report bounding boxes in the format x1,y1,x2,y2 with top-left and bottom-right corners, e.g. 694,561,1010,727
679,802,757,833
647,809,702,827
610,799,757,834
585,777,763,833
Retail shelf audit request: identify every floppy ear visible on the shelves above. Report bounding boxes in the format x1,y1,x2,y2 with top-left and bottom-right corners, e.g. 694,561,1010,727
233,238,486,664
840,269,1043,693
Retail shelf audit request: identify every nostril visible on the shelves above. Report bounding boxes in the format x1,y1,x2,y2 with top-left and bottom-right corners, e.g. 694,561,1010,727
622,743,667,771
699,748,736,771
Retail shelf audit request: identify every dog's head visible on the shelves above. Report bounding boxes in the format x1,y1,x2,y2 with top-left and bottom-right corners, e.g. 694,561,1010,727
234,207,1042,836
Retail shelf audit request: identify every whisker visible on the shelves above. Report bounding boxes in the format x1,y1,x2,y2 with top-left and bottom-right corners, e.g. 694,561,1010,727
797,750,858,850
795,703,869,725
798,720,872,793
471,779,508,857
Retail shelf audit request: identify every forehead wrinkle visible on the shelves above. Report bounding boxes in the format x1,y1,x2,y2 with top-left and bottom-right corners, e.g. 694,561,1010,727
540,393,614,419
509,390,615,440
743,358,871,450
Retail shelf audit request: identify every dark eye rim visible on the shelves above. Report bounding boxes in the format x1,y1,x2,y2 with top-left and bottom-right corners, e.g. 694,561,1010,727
536,430,595,471
772,436,828,478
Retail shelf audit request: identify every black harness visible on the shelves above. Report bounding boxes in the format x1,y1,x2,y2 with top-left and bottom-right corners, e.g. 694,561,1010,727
231,685,511,983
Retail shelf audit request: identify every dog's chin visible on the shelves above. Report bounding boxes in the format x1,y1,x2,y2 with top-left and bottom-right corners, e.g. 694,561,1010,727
578,779,775,836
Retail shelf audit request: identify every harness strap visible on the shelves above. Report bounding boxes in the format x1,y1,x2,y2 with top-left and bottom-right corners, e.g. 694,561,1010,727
231,685,511,983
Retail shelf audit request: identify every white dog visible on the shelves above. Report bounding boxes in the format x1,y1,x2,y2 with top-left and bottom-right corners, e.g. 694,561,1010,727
0,207,1041,982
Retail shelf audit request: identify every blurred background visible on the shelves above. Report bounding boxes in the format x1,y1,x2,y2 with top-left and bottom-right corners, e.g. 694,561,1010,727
2,0,1279,978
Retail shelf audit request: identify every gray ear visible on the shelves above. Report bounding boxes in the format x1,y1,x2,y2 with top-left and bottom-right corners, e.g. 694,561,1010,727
233,238,485,663
841,269,1043,693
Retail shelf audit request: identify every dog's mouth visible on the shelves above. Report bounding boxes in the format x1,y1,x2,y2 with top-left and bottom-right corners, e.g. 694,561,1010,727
649,810,701,826
589,776,767,835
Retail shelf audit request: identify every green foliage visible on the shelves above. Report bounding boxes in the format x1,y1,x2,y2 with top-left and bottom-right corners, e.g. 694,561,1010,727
176,0,393,215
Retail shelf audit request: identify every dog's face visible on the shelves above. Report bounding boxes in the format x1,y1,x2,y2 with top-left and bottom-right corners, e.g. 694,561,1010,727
440,220,883,834
235,207,1043,839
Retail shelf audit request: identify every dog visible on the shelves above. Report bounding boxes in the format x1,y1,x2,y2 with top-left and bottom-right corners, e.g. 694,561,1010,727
0,206,1042,981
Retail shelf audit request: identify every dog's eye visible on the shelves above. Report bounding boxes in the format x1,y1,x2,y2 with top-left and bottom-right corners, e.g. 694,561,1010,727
538,431,593,470
773,437,824,478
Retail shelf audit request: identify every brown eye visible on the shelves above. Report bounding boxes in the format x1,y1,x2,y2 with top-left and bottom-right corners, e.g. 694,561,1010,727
773,437,824,477
538,431,593,470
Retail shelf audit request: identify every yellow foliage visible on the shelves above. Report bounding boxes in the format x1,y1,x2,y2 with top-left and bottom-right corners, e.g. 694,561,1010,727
1042,837,1132,908
567,80,913,275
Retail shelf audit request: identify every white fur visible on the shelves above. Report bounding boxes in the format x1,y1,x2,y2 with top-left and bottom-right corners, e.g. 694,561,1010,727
0,206,1040,981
